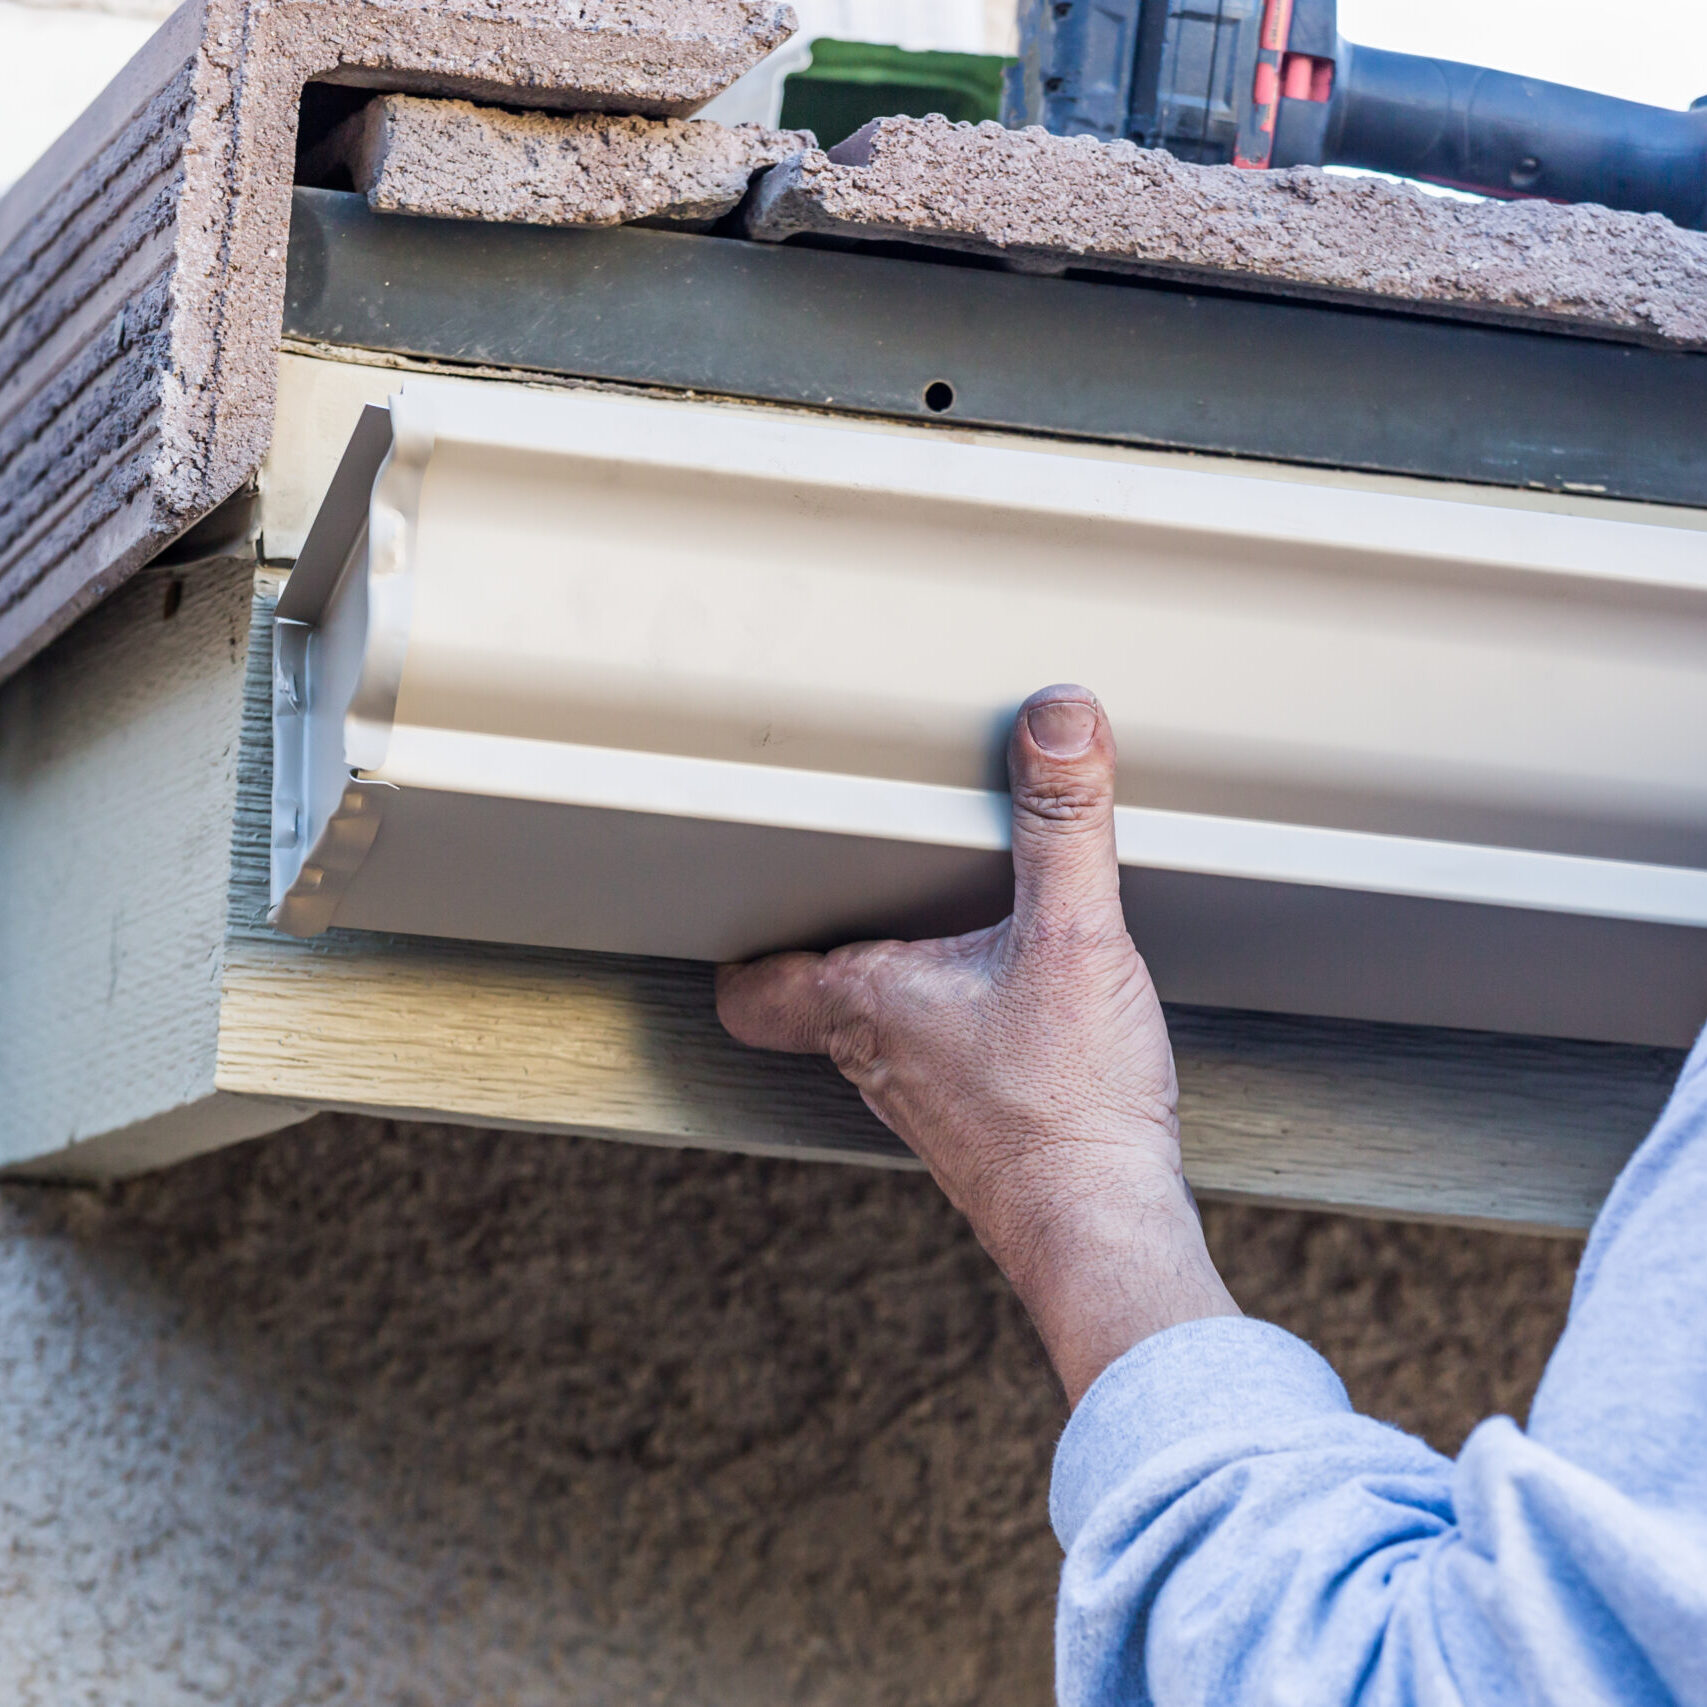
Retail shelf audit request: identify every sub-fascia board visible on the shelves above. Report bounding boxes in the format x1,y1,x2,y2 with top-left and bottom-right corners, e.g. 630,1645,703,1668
216,878,1682,1232
261,355,413,564
0,550,309,1171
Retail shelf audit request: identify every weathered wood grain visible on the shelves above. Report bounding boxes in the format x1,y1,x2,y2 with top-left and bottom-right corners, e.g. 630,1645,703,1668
1168,1009,1677,1232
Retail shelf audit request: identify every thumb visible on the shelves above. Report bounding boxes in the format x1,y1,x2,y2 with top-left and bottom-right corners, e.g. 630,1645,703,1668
1008,684,1123,931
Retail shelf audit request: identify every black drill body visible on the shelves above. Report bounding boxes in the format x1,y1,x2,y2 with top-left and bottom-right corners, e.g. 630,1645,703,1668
1004,0,1707,229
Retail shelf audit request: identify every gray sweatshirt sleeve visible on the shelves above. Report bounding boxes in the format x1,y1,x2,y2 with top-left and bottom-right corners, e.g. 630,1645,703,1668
1050,1025,1707,1707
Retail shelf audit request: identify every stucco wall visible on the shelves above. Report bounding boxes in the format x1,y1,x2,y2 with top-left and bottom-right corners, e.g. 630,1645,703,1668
0,1117,1578,1704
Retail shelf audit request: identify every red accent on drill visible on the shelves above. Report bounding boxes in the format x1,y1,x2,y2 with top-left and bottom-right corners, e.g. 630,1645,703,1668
1233,0,1294,168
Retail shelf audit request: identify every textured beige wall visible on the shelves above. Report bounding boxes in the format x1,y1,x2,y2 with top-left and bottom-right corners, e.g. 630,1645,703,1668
0,1117,1577,1704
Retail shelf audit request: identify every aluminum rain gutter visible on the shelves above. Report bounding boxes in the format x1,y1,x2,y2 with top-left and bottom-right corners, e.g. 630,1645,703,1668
273,376,1707,1047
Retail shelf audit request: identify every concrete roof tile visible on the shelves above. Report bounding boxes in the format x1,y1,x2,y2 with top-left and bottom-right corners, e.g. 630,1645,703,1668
746,116,1707,351
337,95,812,230
0,0,794,680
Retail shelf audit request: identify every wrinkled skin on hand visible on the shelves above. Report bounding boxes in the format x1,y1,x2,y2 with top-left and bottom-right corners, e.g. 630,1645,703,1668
717,686,1239,1406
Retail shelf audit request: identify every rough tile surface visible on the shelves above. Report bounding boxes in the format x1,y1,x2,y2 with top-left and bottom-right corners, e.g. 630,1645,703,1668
0,1114,1577,1703
748,116,1707,350
0,0,795,682
337,94,812,229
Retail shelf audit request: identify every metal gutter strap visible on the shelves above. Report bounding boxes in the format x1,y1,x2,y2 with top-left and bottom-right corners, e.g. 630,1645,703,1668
276,405,391,623
283,187,1707,509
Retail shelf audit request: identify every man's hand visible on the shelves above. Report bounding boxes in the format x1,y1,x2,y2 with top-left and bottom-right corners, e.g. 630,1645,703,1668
716,685,1239,1405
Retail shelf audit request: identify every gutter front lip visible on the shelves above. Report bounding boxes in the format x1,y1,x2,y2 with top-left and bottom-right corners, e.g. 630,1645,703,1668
365,726,1707,932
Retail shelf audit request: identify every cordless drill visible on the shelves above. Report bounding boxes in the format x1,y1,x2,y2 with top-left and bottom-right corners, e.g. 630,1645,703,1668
1005,0,1707,229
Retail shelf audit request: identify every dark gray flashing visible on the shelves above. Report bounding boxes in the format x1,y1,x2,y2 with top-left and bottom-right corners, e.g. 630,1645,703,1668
285,188,1707,509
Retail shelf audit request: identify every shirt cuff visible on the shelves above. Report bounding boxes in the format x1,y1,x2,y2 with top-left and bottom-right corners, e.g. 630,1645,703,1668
1050,1316,1353,1550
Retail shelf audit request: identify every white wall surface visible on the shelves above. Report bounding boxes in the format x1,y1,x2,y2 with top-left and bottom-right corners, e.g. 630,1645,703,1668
1340,0,1707,112
0,0,170,192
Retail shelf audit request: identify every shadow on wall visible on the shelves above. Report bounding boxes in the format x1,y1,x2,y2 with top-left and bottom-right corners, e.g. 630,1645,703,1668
0,1119,1578,1705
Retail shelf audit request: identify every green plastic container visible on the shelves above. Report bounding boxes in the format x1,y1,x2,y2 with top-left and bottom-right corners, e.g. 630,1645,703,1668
780,39,1013,149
